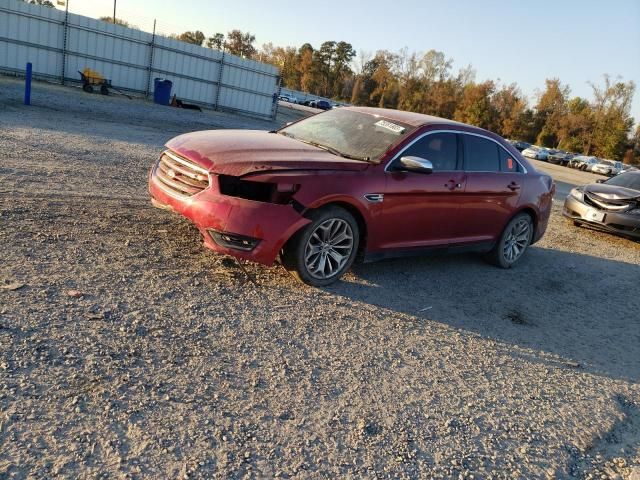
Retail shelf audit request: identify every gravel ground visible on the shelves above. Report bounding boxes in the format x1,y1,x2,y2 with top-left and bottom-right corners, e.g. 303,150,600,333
1,76,639,479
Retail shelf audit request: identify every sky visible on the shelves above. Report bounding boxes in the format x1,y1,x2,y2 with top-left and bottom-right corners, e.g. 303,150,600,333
66,0,640,123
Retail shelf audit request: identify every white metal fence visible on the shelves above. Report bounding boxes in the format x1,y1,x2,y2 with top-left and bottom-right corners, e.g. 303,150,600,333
0,0,281,119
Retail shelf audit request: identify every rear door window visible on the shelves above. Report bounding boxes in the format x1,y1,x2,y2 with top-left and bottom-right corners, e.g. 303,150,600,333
463,135,500,172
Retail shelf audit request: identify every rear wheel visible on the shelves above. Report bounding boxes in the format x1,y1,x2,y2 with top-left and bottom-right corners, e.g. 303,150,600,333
486,213,533,268
82,83,93,93
282,206,359,286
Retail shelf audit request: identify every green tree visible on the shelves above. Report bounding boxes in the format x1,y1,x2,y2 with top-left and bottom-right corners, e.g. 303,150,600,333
454,81,498,130
492,83,529,139
534,79,569,147
622,125,640,165
98,16,135,28
420,49,452,83
297,44,316,92
172,31,205,46
225,30,256,58
261,43,299,88
588,75,635,159
331,41,356,98
557,97,593,153
368,51,400,108
207,33,225,50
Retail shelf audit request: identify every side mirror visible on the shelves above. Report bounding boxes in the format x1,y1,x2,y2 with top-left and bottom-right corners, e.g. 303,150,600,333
397,156,433,174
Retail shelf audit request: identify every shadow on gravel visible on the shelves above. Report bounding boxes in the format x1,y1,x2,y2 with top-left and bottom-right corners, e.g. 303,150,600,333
335,246,640,383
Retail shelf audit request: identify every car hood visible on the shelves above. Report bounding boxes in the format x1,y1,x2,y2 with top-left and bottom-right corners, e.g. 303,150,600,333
165,130,369,177
584,183,640,201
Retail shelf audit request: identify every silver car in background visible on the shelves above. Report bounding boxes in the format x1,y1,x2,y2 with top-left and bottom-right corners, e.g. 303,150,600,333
522,146,549,161
563,171,640,240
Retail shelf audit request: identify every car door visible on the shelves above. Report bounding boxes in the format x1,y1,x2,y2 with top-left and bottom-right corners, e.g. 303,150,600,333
379,131,466,250
453,133,524,244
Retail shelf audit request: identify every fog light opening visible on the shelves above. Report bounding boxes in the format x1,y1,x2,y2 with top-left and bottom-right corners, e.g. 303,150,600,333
209,230,260,251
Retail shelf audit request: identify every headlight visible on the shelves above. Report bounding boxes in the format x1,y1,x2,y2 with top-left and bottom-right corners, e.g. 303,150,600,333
569,187,584,201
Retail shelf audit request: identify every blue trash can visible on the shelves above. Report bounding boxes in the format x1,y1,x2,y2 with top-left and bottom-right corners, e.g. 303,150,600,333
153,78,173,106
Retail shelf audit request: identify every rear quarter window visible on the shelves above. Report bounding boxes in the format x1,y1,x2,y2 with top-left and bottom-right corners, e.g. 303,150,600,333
499,147,523,173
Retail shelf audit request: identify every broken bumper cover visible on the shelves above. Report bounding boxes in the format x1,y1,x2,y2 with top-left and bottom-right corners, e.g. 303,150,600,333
562,195,640,239
149,173,310,265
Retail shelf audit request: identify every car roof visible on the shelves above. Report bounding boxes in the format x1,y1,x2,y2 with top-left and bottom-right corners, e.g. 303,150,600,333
344,106,472,129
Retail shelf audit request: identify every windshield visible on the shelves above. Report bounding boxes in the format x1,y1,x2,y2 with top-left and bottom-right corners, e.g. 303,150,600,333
604,173,640,191
279,109,415,162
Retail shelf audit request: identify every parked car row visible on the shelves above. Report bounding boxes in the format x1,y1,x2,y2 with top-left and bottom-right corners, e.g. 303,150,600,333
279,95,344,111
507,140,635,177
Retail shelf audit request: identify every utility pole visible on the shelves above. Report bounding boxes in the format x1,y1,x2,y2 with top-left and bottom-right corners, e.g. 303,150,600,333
113,0,116,23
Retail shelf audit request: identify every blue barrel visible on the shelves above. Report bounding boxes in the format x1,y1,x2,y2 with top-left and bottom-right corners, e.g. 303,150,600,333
153,78,173,105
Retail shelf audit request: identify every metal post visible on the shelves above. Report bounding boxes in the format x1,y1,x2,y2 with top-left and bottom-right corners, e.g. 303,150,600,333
24,62,32,105
145,19,156,98
113,0,116,24
61,0,69,84
214,50,225,110
272,75,282,120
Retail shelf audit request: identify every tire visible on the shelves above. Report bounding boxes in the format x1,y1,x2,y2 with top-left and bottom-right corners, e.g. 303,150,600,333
82,84,93,93
282,206,359,286
485,213,533,269
100,85,109,95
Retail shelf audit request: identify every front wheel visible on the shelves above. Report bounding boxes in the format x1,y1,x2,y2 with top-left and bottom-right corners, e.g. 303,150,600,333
282,206,359,286
485,213,533,269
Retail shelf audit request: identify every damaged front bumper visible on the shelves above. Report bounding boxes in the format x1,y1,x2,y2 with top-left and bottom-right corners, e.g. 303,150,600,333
149,168,311,265
562,195,640,239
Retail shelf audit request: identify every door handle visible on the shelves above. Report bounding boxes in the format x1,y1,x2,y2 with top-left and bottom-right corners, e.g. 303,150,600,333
444,180,462,190
508,182,521,191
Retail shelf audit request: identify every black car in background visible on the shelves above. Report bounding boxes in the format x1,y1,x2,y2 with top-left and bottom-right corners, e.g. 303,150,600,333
548,150,574,166
302,99,334,110
563,171,640,240
509,140,531,152
314,100,332,110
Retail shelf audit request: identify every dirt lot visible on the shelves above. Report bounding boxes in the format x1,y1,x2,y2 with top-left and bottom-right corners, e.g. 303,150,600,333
1,76,639,479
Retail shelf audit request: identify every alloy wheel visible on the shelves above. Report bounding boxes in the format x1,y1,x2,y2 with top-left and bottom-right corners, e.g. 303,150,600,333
304,218,354,279
502,218,531,263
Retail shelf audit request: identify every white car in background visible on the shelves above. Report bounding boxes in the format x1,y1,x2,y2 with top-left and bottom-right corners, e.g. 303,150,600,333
578,157,600,171
592,160,623,176
522,146,549,160
592,161,614,176
278,94,298,104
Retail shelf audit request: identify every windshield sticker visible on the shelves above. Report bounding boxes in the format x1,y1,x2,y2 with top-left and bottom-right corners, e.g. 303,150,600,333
375,120,406,134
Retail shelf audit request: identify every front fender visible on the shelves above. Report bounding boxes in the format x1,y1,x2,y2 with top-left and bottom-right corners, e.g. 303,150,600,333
243,169,385,250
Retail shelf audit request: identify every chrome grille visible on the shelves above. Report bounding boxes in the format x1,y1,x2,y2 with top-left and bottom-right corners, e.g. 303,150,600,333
154,150,210,197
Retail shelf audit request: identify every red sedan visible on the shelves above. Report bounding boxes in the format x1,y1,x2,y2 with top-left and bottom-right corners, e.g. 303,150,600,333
149,107,554,286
